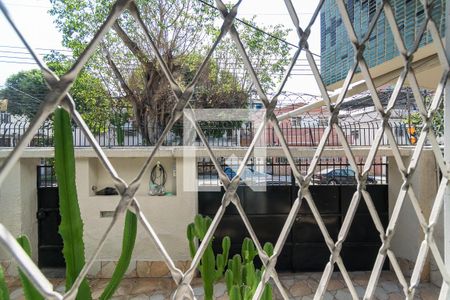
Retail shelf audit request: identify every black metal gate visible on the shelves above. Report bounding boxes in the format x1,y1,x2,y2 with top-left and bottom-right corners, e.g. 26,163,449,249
36,165,65,268
199,183,388,272
198,159,388,271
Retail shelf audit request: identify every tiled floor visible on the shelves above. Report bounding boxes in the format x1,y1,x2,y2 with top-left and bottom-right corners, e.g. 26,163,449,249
6,271,441,299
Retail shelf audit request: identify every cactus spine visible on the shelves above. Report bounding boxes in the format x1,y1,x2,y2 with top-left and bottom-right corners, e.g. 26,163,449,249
187,215,230,300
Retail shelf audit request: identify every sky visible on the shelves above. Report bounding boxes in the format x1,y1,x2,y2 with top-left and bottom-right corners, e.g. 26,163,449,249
0,0,322,96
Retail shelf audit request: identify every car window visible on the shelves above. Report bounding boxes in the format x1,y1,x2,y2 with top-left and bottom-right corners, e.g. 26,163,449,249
347,169,355,176
330,170,339,176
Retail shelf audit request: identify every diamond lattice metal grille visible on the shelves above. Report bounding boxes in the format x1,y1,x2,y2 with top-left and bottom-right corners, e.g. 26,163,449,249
0,0,449,299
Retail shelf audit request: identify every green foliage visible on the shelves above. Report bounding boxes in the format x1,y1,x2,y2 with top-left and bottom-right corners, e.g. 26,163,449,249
0,264,9,300
15,236,44,300
0,70,48,119
187,215,273,300
46,53,114,130
52,107,136,300
99,211,137,300
0,62,112,131
54,108,92,300
0,52,114,130
402,94,444,137
187,215,231,300
109,111,130,146
224,238,273,300
209,17,291,93
49,0,290,143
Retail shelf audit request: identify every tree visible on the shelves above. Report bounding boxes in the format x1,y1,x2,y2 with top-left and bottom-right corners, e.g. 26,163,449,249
0,55,115,129
0,70,48,119
46,52,126,130
403,93,444,143
49,0,290,144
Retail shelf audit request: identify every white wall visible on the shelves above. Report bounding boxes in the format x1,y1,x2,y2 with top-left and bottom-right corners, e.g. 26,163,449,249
75,156,196,262
388,151,440,282
1,153,197,277
0,158,39,274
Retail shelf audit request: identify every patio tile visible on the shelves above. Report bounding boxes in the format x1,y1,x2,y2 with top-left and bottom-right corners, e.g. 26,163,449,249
327,278,345,291
290,281,312,297
4,271,443,299
335,289,352,300
381,281,400,293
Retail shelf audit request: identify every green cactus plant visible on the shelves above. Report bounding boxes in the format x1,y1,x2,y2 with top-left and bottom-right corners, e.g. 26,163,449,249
54,108,92,300
55,108,137,300
0,264,9,300
187,215,231,300
16,235,43,300
224,238,273,300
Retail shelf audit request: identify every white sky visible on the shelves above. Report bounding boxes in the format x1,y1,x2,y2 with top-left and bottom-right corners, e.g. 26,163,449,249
0,0,322,95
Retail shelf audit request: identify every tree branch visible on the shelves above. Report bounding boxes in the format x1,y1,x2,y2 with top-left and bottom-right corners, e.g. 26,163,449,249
103,47,139,105
113,21,151,67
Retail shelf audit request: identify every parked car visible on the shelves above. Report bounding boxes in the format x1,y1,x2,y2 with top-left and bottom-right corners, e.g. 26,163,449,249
223,166,291,185
312,167,377,185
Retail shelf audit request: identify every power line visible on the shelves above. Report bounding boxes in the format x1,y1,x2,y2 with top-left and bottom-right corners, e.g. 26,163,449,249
0,60,37,65
196,0,321,57
0,45,72,53
0,55,37,60
0,50,72,58
0,49,43,55
0,85,45,106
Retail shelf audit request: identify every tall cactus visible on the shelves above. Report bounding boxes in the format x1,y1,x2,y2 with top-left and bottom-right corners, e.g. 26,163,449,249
224,238,273,300
57,108,138,300
54,108,92,300
187,215,231,300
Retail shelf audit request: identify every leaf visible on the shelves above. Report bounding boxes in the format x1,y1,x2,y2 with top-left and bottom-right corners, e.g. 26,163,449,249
16,235,43,300
0,264,9,300
54,108,92,300
99,210,137,300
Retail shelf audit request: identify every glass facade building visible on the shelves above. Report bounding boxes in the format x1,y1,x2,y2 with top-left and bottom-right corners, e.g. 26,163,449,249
320,0,446,86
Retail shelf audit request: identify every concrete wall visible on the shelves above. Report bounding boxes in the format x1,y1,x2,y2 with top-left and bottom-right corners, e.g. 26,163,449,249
0,154,198,277
0,158,40,275
388,151,441,284
0,147,445,280
76,156,198,277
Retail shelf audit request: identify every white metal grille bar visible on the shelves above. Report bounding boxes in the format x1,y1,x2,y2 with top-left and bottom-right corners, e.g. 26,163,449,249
442,0,450,298
0,0,449,299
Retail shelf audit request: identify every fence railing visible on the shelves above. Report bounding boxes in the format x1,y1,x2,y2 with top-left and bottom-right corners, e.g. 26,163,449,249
0,121,414,148
198,156,388,186
37,164,57,188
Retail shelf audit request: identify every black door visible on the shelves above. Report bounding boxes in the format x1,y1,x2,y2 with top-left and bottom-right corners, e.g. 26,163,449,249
36,165,65,268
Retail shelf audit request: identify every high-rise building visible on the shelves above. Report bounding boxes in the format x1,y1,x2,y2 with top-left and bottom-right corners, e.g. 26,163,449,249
320,0,446,88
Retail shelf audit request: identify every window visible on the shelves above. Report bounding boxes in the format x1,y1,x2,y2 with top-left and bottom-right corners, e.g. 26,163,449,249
346,169,356,177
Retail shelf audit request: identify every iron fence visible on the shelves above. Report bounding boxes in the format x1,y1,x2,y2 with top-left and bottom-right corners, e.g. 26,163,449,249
0,120,415,148
36,164,57,188
198,156,388,187
0,0,448,298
